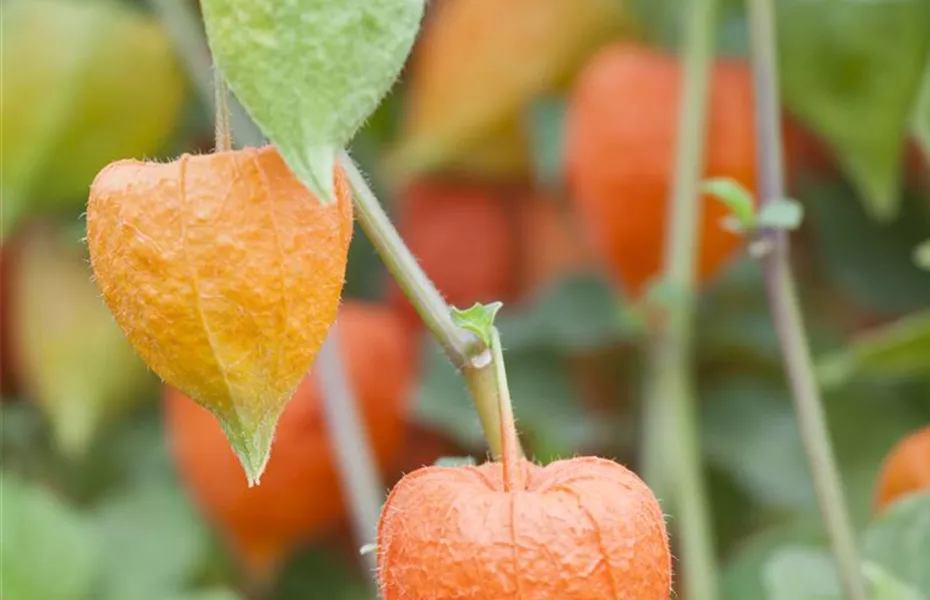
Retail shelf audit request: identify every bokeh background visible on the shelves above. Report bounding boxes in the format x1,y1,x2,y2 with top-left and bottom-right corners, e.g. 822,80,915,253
2,0,929,599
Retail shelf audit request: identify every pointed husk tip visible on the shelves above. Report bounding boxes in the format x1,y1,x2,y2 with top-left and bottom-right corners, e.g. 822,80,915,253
215,408,282,487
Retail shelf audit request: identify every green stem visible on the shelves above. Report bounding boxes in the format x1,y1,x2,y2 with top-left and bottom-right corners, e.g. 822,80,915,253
745,2,869,599
341,151,508,460
149,0,264,147
643,0,721,598
489,327,524,489
213,67,233,152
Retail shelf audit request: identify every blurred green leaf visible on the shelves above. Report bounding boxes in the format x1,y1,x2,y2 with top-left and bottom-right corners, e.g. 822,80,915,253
0,0,186,236
497,271,633,352
11,225,156,457
526,95,567,189
763,547,926,600
414,339,611,458
92,481,211,600
763,546,841,600
722,518,829,600
817,309,930,390
0,471,98,600
862,492,930,595
701,376,923,522
805,182,930,316
863,563,927,600
777,0,930,221
702,378,816,511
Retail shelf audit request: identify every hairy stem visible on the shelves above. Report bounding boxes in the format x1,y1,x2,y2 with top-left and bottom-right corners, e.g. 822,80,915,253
341,152,508,460
149,0,264,146
643,1,721,598
746,2,869,599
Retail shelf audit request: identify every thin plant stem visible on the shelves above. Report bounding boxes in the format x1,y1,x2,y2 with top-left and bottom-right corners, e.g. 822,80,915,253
315,328,382,588
213,67,233,152
746,1,869,598
643,0,721,598
341,151,510,460
489,327,524,491
149,0,264,146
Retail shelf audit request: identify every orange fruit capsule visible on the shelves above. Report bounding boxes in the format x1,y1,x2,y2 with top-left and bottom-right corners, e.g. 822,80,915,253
873,424,930,514
165,301,417,581
378,456,671,599
565,44,757,298
87,146,353,483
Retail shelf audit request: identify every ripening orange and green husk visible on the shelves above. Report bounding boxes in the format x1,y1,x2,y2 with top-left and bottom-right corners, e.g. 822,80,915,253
386,0,634,180
873,425,930,514
86,146,353,484
377,457,672,599
565,44,758,298
166,301,416,581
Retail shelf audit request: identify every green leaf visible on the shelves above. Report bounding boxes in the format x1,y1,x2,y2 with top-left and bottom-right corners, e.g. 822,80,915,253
914,239,930,271
0,471,98,600
701,376,924,522
763,547,928,600
433,455,478,468
450,302,504,346
763,546,842,600
863,562,927,600
777,0,930,221
496,271,634,352
200,0,425,203
704,177,757,230
722,518,829,600
862,492,930,595
92,481,211,600
817,309,930,390
526,95,568,188
757,198,805,231
701,378,817,511
805,182,930,316
0,0,186,237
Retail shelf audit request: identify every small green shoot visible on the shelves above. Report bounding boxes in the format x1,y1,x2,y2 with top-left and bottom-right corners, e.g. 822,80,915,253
451,302,504,346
